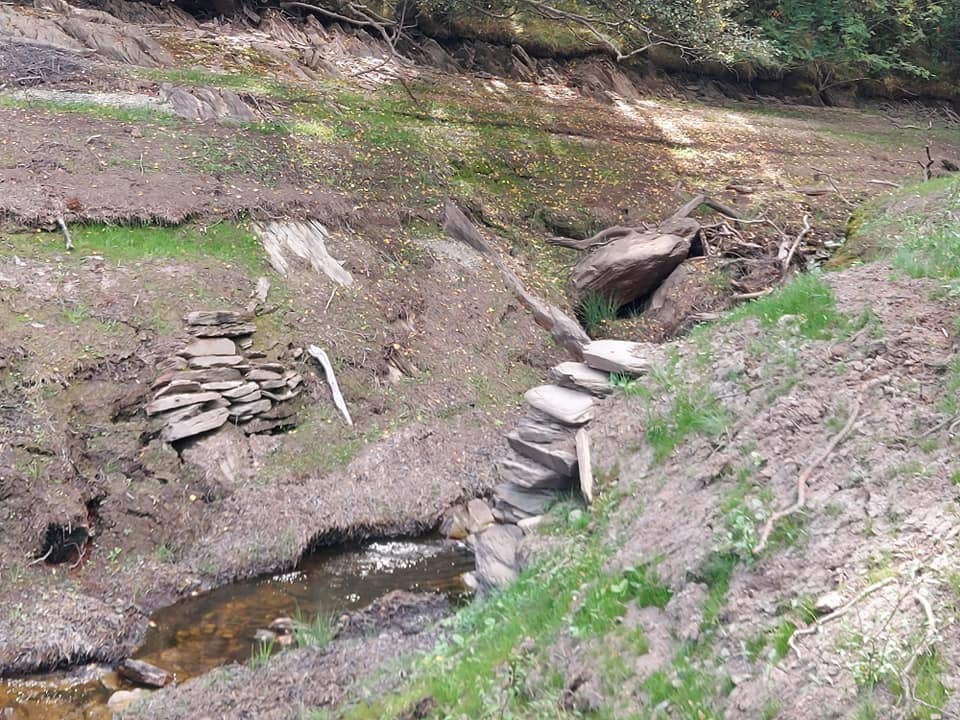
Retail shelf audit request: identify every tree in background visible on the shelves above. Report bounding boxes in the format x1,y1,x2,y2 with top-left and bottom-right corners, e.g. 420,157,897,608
748,0,959,96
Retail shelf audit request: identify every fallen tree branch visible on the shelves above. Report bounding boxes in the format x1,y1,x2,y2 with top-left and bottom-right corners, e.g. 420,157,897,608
546,225,635,251
668,193,743,222
919,145,935,181
57,216,73,251
780,214,811,275
754,374,889,554
444,201,589,360
307,345,353,426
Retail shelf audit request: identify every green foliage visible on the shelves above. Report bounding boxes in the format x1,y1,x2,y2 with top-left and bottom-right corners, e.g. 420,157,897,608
726,271,846,339
577,293,619,333
642,647,732,719
618,359,731,463
571,564,673,639
892,190,960,296
750,0,951,88
420,0,771,65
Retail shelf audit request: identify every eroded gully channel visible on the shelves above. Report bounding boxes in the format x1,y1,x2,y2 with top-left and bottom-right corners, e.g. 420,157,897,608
0,538,472,719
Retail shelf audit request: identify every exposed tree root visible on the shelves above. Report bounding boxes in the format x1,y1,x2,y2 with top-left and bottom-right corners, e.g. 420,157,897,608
787,577,898,659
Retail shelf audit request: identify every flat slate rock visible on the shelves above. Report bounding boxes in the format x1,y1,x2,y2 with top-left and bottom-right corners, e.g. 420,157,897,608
152,367,243,390
506,432,578,477
524,385,594,426
154,380,203,398
493,482,557,518
161,407,229,443
188,355,244,369
548,362,613,397
515,409,575,444
221,381,260,399
229,388,262,404
155,356,188,373
498,455,571,490
185,310,251,326
146,391,222,416
179,338,237,358
189,322,256,338
246,368,283,382
261,387,299,402
227,398,272,418
201,380,245,391
582,340,663,376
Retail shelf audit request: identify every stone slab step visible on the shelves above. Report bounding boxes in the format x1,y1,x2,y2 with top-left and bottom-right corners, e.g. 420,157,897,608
497,454,571,490
548,361,613,396
524,385,594,426
582,339,663,376
493,482,557,519
506,432,578,477
188,355,244,369
515,408,575,444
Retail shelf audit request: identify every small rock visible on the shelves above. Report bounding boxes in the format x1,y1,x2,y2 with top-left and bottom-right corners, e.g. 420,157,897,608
814,591,846,615
258,378,288,390
276,633,294,647
190,322,256,338
269,617,295,633
516,515,543,533
474,524,524,591
185,310,250,326
253,629,277,643
108,689,146,712
515,409,575,444
506,432,578,477
117,658,171,688
440,505,470,540
201,380,245,391
466,498,495,531
229,388,262,404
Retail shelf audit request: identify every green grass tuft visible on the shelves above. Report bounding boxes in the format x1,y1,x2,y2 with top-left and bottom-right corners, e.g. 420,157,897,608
293,611,337,649
726,271,845,339
577,293,619,333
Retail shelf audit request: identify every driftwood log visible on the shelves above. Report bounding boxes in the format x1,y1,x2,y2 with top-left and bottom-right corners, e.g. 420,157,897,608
443,201,589,360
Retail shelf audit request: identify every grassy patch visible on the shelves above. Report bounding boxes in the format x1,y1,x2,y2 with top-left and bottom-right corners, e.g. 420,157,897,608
617,357,731,463
5,222,267,274
725,271,851,340
571,564,672,639
642,645,733,720
0,95,174,124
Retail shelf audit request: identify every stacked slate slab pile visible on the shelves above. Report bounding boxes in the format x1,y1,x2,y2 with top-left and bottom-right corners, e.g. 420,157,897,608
147,311,304,443
463,340,664,592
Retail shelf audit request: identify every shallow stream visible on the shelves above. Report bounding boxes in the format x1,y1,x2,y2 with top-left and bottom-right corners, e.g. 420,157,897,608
0,538,471,719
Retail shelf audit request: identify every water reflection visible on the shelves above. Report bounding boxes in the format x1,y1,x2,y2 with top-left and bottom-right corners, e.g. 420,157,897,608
0,538,472,719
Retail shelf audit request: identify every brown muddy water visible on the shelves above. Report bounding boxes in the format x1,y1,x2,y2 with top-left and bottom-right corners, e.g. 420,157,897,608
0,538,472,719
